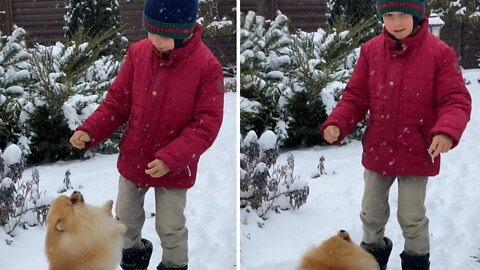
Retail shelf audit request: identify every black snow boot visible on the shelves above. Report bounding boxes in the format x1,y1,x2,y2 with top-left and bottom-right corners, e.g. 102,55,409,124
120,238,153,270
157,262,188,270
360,237,393,270
400,251,430,270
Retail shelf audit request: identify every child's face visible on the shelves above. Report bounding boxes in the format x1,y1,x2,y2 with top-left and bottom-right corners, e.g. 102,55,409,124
382,12,414,40
148,33,175,53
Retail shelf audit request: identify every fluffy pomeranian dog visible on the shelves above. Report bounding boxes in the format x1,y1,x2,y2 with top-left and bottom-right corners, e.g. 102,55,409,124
298,230,379,270
45,191,127,270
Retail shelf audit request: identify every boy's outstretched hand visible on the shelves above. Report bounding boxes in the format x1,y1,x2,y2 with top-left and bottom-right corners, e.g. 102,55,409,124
145,159,170,178
428,134,453,159
324,125,340,144
70,130,91,149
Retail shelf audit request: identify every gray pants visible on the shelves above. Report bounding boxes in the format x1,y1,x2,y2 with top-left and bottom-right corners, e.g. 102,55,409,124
360,169,429,255
115,175,188,267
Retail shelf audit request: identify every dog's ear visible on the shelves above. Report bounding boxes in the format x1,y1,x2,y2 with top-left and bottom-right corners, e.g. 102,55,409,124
55,220,65,232
101,200,114,216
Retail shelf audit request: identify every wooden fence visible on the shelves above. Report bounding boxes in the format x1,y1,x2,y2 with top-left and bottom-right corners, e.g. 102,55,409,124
441,23,480,69
0,0,236,67
241,0,328,32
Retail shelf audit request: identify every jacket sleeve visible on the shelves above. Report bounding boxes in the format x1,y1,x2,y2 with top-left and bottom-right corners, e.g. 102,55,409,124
430,47,471,148
320,45,370,143
75,48,134,149
154,60,225,175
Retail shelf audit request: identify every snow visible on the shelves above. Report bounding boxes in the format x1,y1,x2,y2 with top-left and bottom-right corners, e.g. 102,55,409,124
0,178,13,189
321,81,345,115
455,7,466,16
5,85,23,94
428,13,445,27
450,0,462,8
6,70,29,84
2,144,22,166
243,130,258,146
207,19,233,29
258,131,277,151
240,69,480,270
470,11,480,19
265,71,284,79
240,97,261,114
0,93,236,270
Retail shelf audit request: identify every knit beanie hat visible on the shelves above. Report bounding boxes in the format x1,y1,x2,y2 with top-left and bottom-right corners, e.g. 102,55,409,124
376,0,425,20
143,0,198,48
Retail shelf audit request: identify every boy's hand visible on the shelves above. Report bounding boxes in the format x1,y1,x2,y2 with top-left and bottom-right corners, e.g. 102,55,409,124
70,130,91,149
324,125,340,144
428,134,453,159
145,159,170,178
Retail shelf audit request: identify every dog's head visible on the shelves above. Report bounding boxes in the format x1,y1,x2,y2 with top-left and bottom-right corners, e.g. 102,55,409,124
47,191,85,232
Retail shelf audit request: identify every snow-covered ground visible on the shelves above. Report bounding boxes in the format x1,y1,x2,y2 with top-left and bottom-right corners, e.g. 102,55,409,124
241,69,480,270
0,93,237,270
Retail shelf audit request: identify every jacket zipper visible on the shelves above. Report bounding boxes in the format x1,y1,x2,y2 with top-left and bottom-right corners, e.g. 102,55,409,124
418,126,432,163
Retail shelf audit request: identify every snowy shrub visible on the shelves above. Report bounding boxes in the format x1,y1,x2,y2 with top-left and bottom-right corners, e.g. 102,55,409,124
0,145,48,240
240,130,309,221
57,169,73,194
2,144,23,182
64,0,127,59
240,11,292,141
224,75,236,93
26,31,121,163
0,28,32,154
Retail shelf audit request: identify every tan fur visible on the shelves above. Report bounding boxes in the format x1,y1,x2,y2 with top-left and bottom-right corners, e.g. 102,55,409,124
45,192,127,270
298,231,379,270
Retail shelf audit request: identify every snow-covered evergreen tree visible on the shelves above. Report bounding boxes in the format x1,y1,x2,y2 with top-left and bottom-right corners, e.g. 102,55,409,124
2,25,122,164
64,0,126,58
240,12,373,147
284,17,375,146
26,32,121,163
0,28,32,154
240,11,292,141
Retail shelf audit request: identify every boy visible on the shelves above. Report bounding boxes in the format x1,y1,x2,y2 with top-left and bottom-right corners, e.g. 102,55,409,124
70,0,224,269
321,1,471,269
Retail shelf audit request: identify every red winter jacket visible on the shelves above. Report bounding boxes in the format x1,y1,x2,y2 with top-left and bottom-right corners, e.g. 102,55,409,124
77,23,224,188
321,18,471,177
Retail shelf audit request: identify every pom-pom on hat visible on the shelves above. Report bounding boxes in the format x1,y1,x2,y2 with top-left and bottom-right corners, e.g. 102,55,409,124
142,0,198,40
376,0,425,20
